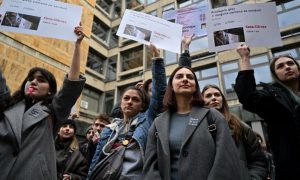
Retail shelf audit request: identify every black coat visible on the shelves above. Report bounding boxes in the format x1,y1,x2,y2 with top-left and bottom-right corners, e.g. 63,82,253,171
235,70,300,180
56,139,88,180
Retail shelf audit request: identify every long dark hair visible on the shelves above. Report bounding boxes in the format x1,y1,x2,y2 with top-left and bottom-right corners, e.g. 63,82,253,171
163,66,204,112
7,67,57,109
202,84,242,143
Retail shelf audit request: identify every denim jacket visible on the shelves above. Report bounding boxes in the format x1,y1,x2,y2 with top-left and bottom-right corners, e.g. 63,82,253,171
87,58,166,178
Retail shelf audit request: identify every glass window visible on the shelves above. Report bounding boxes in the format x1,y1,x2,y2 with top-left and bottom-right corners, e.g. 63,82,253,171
250,55,268,65
146,0,156,5
199,66,218,78
109,27,119,48
92,16,109,43
223,71,238,93
163,3,175,12
81,86,102,114
254,66,272,84
126,0,145,9
164,50,177,65
113,1,122,19
277,0,300,28
149,10,157,16
121,46,143,71
106,55,117,81
221,61,238,71
189,36,209,53
210,0,227,9
105,90,115,115
87,48,106,74
96,0,111,14
195,65,220,91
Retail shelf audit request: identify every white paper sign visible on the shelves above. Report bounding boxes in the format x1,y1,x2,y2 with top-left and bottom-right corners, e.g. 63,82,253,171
117,9,183,54
0,0,82,41
163,3,209,37
207,2,282,52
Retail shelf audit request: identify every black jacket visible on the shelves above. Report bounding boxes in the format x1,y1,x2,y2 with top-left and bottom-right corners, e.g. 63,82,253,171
56,139,88,180
235,70,300,180
237,122,268,180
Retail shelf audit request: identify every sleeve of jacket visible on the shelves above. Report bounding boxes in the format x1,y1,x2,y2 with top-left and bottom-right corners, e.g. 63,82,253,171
0,69,10,111
207,108,242,180
142,122,162,180
234,70,273,117
244,127,268,180
52,75,86,126
147,58,166,124
178,52,191,67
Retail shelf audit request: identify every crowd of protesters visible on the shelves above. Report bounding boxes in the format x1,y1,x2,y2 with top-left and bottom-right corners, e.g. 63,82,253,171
0,21,299,180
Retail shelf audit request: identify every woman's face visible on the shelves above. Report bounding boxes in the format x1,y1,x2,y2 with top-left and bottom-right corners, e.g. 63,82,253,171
203,87,223,110
274,57,300,83
58,124,75,139
24,71,51,99
172,68,196,96
121,89,143,118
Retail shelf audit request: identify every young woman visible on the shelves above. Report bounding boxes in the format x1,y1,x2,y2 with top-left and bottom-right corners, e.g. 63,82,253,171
202,84,267,179
143,66,241,180
0,26,86,180
235,43,300,179
87,44,166,180
56,119,87,180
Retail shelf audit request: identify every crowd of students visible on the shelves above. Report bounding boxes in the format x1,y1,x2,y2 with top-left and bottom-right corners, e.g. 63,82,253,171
0,26,299,180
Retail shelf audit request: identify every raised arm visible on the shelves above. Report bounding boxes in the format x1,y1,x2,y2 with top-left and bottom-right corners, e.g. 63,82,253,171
68,26,85,80
52,26,86,126
179,35,193,67
237,43,251,71
147,44,166,123
0,69,10,113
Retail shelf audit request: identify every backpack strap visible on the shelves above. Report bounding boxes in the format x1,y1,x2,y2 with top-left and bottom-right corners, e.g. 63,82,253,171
206,110,217,142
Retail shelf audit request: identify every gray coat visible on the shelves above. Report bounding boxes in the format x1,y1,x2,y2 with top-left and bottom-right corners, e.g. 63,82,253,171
0,76,85,180
143,107,242,180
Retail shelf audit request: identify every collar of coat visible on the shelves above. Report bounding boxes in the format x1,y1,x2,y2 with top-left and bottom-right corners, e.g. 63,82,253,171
4,100,49,149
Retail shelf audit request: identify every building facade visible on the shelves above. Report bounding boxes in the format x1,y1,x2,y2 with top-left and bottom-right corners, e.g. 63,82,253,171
1,0,300,138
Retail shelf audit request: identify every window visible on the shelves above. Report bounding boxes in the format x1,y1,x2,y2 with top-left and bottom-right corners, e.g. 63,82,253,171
126,0,145,9
149,10,157,16
81,86,102,114
164,50,177,65
104,90,115,115
87,48,106,75
177,0,204,8
251,55,272,84
221,61,239,98
146,0,157,5
189,36,209,53
109,27,119,48
106,55,117,81
96,0,122,19
163,3,175,12
121,46,143,71
210,0,227,9
277,0,300,28
195,65,220,91
92,16,110,44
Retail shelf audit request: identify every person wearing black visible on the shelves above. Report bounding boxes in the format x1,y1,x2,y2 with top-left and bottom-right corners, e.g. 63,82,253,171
235,43,300,179
56,119,88,180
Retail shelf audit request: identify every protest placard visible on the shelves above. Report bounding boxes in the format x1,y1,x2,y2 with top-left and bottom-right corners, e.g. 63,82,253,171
0,0,82,41
163,3,209,37
117,9,182,54
207,2,282,52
